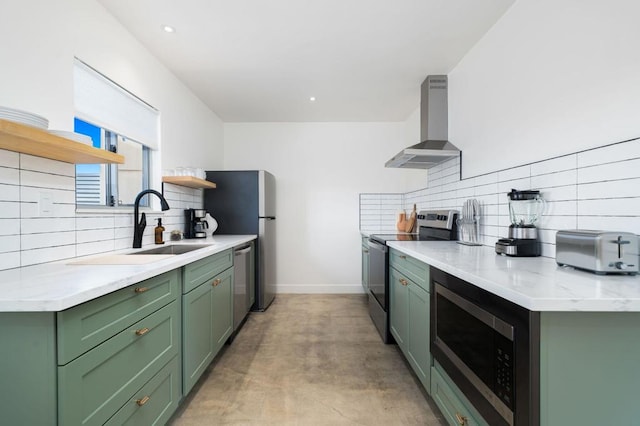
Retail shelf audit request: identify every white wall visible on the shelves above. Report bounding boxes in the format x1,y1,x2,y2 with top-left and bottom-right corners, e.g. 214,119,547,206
224,122,425,293
449,0,640,178
0,0,223,172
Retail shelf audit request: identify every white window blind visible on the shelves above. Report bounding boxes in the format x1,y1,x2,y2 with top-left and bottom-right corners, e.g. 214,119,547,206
73,59,159,150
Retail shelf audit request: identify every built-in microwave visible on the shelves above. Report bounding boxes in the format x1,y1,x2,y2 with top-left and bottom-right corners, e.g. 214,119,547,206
430,267,540,426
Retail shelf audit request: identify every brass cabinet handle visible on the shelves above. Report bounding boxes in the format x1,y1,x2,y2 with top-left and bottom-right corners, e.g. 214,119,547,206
400,255,407,259
363,249,369,253
135,327,150,336
212,278,221,287
134,287,149,294
399,278,408,286
455,413,468,425
136,396,150,406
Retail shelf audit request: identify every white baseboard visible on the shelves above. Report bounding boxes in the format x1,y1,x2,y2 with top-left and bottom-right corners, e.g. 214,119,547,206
274,284,366,294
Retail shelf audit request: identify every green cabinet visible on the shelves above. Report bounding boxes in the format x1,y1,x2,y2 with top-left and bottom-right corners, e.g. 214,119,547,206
361,236,369,290
431,362,488,426
182,250,234,394
388,249,431,393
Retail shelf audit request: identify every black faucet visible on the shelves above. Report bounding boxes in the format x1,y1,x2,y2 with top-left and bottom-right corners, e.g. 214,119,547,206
133,189,170,248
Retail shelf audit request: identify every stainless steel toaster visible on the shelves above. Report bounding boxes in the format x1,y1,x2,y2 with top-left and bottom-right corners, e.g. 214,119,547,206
556,230,639,275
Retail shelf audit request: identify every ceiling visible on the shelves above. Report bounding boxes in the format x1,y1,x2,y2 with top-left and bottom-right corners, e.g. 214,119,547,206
98,0,514,122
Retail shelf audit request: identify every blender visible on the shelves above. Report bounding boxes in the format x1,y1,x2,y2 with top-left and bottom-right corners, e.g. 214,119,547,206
495,189,545,257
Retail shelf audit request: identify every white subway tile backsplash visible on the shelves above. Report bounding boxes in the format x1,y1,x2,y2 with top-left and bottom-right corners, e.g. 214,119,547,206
537,185,577,202
0,251,20,270
578,198,640,217
0,151,19,168
577,138,640,168
498,164,530,182
22,217,75,233
0,219,20,236
21,231,75,250
0,166,20,185
0,184,20,202
531,169,577,189
77,228,114,244
20,155,75,177
20,170,75,190
498,177,531,196
0,150,204,271
21,245,76,266
577,216,640,234
531,154,577,175
0,201,20,218
577,158,640,184
577,178,640,200
0,235,20,253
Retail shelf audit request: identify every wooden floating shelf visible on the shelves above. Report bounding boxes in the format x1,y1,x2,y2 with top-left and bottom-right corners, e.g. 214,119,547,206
0,119,124,164
162,176,217,189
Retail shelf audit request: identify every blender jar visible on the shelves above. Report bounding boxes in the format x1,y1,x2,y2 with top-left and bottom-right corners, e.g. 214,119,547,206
508,189,545,227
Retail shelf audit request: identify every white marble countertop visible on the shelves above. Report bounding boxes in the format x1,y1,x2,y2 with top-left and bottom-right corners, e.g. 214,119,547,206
0,235,256,312
387,241,640,312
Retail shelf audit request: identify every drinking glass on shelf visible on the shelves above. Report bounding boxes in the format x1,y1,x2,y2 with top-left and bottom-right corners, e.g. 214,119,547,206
175,167,185,176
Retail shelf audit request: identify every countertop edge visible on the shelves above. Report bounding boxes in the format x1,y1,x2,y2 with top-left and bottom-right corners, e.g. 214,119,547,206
386,241,640,312
0,235,256,312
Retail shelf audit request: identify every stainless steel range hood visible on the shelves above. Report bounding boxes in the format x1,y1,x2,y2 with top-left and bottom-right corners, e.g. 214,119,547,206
386,75,460,169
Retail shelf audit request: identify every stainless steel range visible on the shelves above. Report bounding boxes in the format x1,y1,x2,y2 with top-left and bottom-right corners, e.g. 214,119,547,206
367,209,458,343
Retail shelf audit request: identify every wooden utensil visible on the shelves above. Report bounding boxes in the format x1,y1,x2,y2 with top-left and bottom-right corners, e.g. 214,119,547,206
405,204,417,233
396,212,407,231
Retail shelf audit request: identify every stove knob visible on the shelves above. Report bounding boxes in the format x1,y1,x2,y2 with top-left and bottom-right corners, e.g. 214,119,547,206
615,261,628,270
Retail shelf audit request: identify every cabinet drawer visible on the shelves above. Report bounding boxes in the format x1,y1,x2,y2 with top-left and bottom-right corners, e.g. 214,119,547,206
183,249,233,293
105,355,181,426
431,364,488,426
58,300,180,426
57,269,179,365
390,248,429,290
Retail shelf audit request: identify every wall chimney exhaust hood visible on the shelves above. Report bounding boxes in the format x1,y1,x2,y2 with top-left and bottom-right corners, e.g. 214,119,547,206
385,75,460,169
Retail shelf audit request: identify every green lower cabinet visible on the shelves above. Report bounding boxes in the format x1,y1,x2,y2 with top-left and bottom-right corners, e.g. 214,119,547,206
0,312,57,426
389,267,408,347
58,300,181,426
182,266,233,394
105,355,181,426
389,265,431,393
431,363,488,426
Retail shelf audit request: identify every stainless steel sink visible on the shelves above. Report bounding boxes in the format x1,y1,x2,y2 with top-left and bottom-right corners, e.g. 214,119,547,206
129,244,212,255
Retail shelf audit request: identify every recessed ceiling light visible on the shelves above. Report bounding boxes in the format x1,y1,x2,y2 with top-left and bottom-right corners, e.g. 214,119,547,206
162,25,175,33
309,96,316,102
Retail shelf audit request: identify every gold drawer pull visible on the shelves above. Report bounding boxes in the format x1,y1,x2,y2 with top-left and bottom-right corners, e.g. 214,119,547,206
400,255,407,259
134,287,149,294
455,413,468,425
212,278,221,287
135,327,150,336
399,278,408,286
136,396,150,406
363,249,369,253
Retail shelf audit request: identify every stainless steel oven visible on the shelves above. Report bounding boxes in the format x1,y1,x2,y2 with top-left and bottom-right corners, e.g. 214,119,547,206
368,210,458,344
431,267,540,426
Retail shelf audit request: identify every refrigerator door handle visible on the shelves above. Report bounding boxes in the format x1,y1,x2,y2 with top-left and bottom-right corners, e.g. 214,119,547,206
260,216,276,220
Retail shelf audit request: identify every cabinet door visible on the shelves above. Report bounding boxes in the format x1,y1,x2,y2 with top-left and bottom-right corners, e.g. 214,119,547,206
249,241,256,309
212,267,233,356
182,282,214,394
407,281,431,393
389,267,408,349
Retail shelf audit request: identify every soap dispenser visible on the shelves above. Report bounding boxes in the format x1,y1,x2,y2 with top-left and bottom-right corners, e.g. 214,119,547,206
154,218,165,244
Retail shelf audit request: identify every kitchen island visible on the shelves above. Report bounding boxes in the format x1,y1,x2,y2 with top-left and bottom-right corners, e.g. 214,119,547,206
387,241,640,426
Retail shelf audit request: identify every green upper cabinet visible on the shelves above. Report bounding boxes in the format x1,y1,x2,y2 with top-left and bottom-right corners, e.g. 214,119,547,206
388,248,431,394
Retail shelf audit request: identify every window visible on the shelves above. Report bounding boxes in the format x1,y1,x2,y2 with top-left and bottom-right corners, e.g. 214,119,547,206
75,118,150,206
73,58,159,208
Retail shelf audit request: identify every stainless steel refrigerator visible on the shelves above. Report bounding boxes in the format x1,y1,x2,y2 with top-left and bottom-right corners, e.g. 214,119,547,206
204,170,276,311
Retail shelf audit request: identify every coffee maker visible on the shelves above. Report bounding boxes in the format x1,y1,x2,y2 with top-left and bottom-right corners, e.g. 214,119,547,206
184,208,209,239
495,189,545,257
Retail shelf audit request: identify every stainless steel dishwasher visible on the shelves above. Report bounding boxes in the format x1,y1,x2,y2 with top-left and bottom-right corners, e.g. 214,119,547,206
233,244,252,330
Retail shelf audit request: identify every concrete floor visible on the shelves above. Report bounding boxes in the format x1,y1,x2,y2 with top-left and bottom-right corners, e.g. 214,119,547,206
170,294,446,425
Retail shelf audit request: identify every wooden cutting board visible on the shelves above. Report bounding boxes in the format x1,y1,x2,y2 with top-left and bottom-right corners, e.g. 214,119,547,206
405,204,417,233
396,212,407,231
